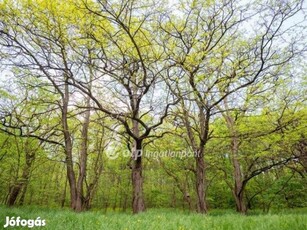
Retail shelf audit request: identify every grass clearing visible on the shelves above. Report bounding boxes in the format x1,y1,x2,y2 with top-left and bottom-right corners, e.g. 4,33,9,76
0,206,306,230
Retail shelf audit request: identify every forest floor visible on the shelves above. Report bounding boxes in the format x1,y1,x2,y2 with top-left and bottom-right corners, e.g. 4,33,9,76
0,206,307,230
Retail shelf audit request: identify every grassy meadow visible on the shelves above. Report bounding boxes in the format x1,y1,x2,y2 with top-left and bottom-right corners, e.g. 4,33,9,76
0,206,307,230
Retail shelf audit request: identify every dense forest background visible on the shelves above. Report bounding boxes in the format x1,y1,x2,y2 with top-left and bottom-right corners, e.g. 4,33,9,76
0,0,306,215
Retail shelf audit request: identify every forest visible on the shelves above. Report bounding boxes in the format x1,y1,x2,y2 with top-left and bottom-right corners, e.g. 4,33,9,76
0,0,306,227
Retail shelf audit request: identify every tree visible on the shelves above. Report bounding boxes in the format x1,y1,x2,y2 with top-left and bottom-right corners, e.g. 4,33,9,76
71,0,179,213
0,0,109,211
160,0,305,213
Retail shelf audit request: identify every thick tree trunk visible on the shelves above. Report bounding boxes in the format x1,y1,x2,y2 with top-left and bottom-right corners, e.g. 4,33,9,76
196,106,210,213
233,182,246,213
6,184,22,206
65,146,77,210
132,140,145,213
195,147,208,213
131,78,145,214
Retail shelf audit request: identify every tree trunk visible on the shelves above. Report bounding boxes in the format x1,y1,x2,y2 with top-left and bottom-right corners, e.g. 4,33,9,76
82,125,105,211
131,76,145,214
83,157,103,210
132,139,145,213
63,117,77,210
75,55,94,212
6,184,22,206
195,147,208,213
225,113,247,214
62,77,77,210
232,155,246,214
233,184,246,213
6,146,35,206
181,101,209,213
18,182,28,205
75,101,91,212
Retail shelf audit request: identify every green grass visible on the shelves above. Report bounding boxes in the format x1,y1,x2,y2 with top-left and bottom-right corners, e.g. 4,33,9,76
0,206,306,230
